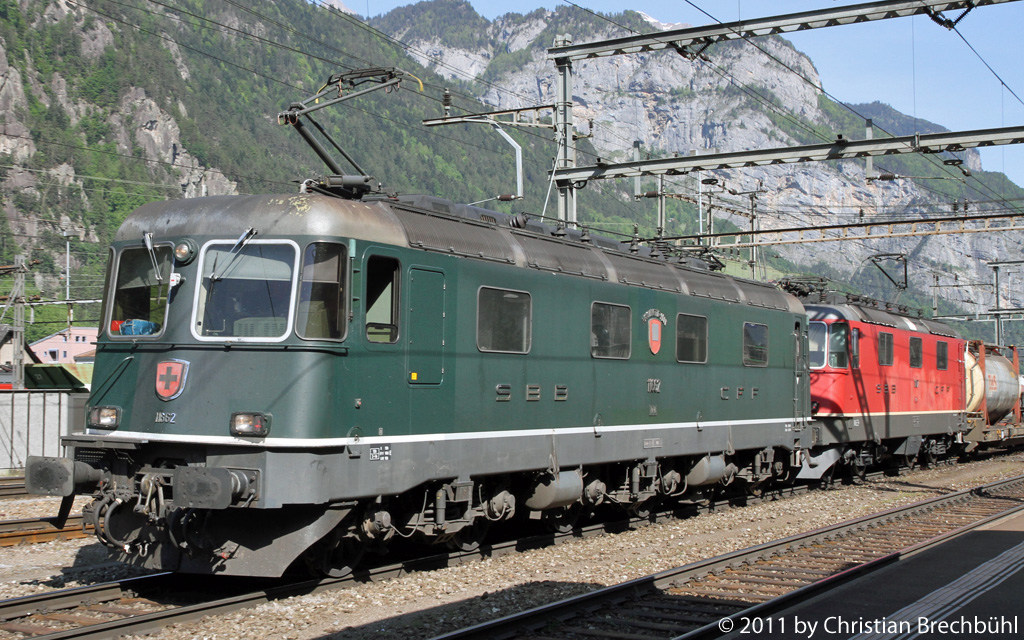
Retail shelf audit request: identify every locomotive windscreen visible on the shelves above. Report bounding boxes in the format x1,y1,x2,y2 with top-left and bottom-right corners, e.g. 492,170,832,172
109,245,173,338
193,241,298,340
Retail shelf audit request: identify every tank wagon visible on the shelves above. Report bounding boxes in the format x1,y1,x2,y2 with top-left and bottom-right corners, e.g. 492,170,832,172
963,342,1024,448
26,192,813,577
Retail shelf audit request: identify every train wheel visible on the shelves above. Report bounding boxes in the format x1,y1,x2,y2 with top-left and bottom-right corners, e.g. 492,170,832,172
852,463,867,483
321,533,368,578
447,517,490,552
817,466,835,490
628,497,660,520
920,441,937,468
543,503,582,534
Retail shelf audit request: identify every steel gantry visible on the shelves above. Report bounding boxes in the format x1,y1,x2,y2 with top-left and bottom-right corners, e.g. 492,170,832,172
544,0,1022,220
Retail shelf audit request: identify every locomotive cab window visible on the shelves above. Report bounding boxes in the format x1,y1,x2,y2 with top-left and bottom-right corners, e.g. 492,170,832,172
808,321,826,369
591,302,631,359
828,323,849,369
297,243,347,341
108,245,173,338
937,341,949,370
192,240,298,342
365,256,400,344
676,314,708,364
878,332,894,366
478,287,531,353
742,322,769,367
909,336,923,369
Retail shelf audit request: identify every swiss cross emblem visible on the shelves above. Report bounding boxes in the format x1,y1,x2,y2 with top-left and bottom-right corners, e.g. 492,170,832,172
642,309,667,356
156,360,189,401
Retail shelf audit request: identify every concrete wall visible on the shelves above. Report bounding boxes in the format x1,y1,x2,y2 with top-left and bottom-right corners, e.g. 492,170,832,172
0,391,88,471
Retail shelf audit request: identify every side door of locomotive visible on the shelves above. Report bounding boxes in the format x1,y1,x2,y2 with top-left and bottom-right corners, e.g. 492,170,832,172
406,266,447,435
407,267,446,385
360,250,411,435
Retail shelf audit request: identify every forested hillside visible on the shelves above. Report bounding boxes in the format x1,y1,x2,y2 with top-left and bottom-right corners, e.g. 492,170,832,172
0,0,645,339
1,0,1022,343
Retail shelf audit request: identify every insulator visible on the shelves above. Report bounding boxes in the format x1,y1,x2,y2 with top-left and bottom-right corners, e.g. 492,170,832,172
877,172,898,181
497,194,516,201
442,88,452,108
642,190,659,198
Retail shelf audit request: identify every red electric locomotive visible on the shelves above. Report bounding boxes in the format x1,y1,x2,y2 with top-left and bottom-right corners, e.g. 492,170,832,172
801,291,968,474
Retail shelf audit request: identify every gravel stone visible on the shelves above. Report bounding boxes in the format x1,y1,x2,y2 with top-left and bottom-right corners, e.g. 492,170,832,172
3,453,1022,639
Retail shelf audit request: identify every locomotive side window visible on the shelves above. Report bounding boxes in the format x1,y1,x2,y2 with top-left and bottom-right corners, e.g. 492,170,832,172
477,287,531,353
109,245,173,338
828,323,849,369
742,322,769,367
193,241,297,341
808,322,826,369
365,256,400,344
937,341,949,370
878,332,894,366
591,302,631,359
909,336,923,369
676,314,708,364
297,243,346,341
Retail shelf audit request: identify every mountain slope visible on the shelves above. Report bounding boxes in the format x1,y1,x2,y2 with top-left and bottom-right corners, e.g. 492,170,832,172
0,0,1021,342
371,0,1024,326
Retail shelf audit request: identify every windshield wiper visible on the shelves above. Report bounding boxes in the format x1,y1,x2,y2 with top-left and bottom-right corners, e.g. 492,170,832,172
143,232,163,284
209,227,257,282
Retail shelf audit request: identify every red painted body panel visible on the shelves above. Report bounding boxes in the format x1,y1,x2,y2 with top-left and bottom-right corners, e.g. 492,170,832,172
808,311,966,422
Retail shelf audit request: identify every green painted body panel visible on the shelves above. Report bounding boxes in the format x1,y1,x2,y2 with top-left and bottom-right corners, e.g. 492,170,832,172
87,195,808,444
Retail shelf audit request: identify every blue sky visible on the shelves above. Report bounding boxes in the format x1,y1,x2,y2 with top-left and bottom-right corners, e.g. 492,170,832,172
355,0,1024,188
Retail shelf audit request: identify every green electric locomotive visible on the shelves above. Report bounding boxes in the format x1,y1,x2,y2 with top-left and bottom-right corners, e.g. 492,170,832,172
27,190,812,576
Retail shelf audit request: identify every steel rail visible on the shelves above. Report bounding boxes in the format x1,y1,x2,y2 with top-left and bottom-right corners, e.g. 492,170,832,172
0,515,89,547
0,480,812,638
429,474,1024,640
0,462,988,638
0,477,27,499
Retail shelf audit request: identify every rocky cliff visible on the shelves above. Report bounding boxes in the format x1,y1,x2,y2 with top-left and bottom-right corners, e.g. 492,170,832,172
1,0,1020,326
384,2,1020,313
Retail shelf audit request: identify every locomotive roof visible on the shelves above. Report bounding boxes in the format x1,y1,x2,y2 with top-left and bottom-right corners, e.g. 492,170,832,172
117,193,803,314
116,193,406,246
804,302,960,338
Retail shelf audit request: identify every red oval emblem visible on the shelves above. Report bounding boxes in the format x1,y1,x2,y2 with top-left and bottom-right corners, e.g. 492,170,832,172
648,318,662,355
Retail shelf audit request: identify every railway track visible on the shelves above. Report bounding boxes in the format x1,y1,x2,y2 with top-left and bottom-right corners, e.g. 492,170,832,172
431,474,1024,640
0,477,27,500
0,488,807,640
0,467,1017,638
0,515,89,547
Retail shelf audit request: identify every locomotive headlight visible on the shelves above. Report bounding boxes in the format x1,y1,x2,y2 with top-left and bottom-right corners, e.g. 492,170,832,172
174,239,197,264
88,406,121,429
230,412,270,437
